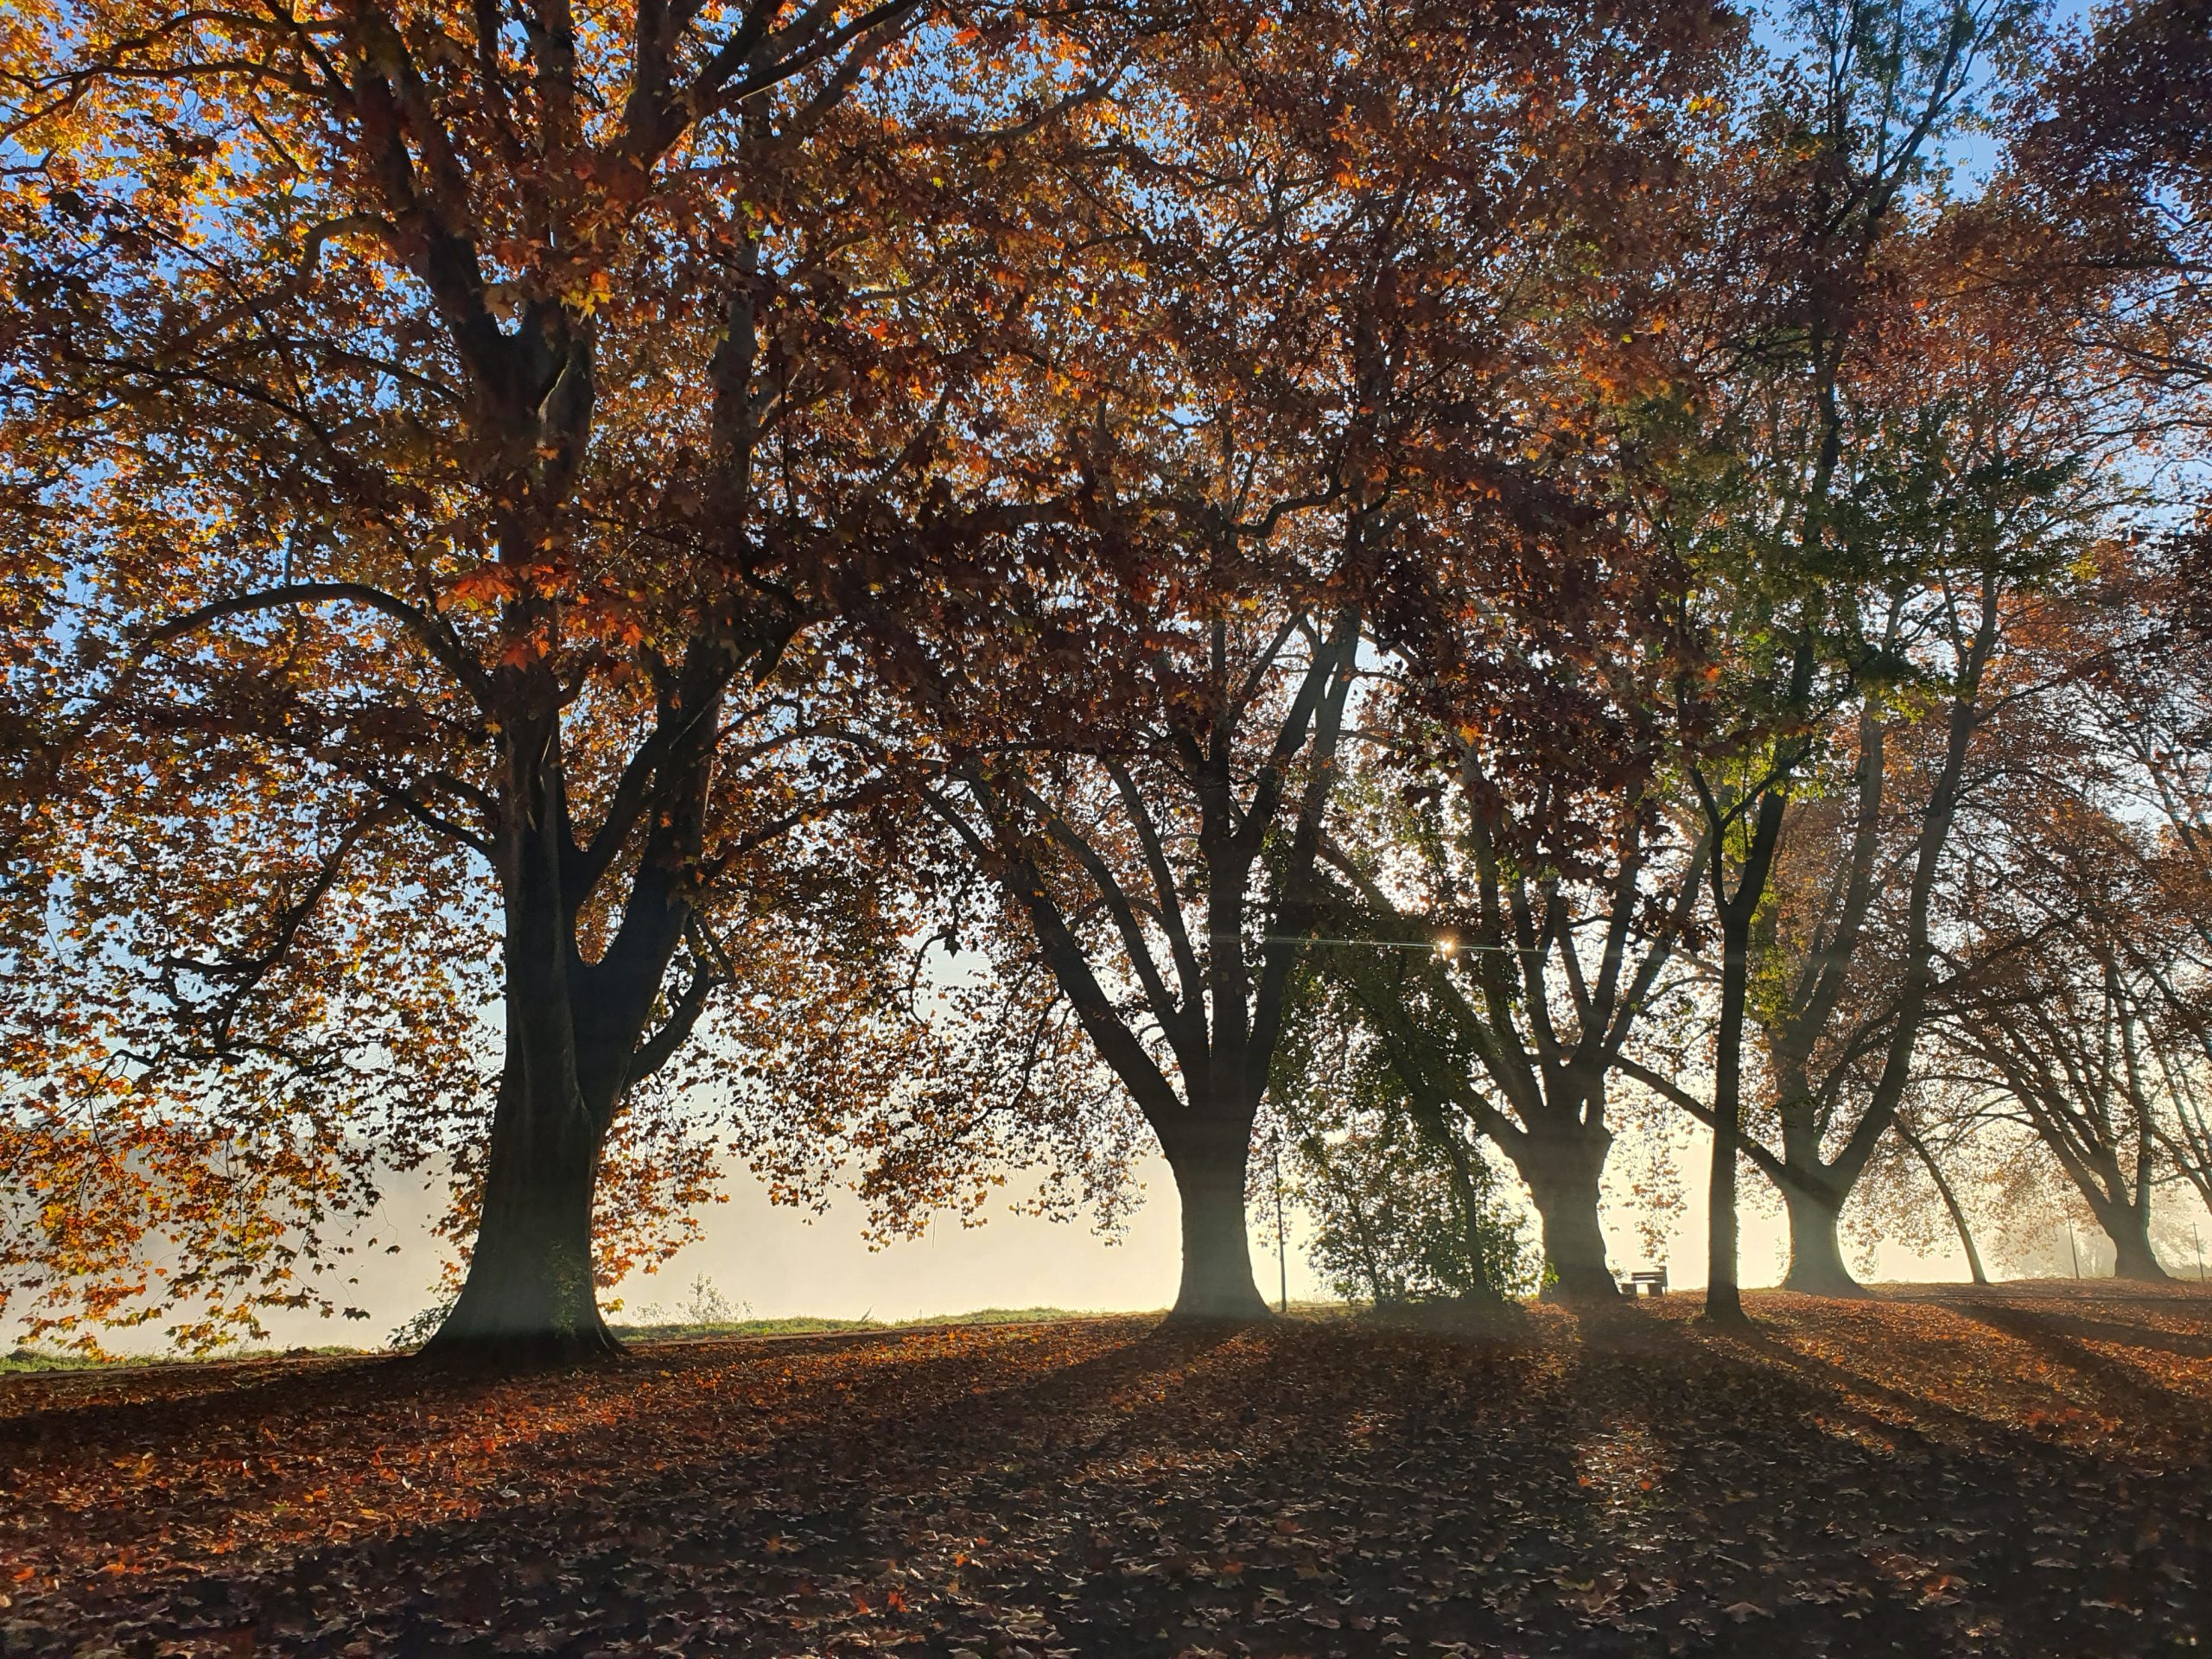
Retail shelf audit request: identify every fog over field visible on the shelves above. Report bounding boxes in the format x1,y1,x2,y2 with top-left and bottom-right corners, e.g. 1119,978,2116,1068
15,1128,2011,1357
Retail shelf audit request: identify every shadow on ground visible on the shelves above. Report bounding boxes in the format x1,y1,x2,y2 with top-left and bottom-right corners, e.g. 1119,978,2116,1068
3,1287,2208,1656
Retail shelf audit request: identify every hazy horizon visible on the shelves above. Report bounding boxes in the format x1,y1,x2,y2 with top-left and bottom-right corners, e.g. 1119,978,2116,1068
11,1120,2103,1357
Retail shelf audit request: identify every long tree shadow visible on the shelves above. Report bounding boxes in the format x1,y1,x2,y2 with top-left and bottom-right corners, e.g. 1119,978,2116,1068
8,1318,1259,1649
11,1302,2211,1657
1942,1300,2212,1427
1949,1302,2212,1363
1476,1301,2209,1656
0,1351,413,1455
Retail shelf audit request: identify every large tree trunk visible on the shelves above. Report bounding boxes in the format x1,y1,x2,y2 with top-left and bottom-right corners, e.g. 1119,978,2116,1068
2104,1205,2174,1283
1518,1134,1618,1305
1770,1058,1862,1297
1779,1179,1865,1297
425,1063,620,1365
423,788,634,1367
1165,1124,1269,1321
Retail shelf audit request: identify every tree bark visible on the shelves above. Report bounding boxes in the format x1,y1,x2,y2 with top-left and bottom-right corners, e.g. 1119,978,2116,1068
1165,1126,1270,1321
1779,1181,1865,1297
422,1059,620,1365
423,789,633,1366
1705,911,1752,1326
2103,1205,2174,1283
420,734,696,1367
1517,1134,1618,1305
1900,1124,1986,1286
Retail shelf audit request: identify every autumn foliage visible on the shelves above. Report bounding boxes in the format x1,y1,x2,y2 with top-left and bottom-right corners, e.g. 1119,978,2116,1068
2,0,2212,1377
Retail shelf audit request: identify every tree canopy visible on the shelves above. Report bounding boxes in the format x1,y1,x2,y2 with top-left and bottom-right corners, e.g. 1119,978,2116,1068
4,0,2210,1357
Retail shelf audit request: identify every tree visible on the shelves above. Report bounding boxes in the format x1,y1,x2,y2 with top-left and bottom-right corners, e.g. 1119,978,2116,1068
2093,607,2212,1215
1925,539,2212,1273
1999,0,2212,441
1939,920,2175,1281
898,575,1363,1320
1686,341,2097,1294
1272,961,1535,1308
1310,692,1707,1305
878,0,1732,1319
1890,1101,1992,1285
0,0,1133,1360
1634,0,2031,1321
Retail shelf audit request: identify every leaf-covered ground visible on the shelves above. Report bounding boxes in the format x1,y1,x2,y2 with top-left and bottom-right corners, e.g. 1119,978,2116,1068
4,1285,2208,1656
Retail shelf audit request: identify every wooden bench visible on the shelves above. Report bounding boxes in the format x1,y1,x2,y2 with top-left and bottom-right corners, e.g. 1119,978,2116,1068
1617,1268,1669,1298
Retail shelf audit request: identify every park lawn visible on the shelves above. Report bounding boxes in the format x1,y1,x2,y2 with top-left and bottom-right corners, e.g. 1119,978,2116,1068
2,1286,2207,1656
2,1307,1105,1375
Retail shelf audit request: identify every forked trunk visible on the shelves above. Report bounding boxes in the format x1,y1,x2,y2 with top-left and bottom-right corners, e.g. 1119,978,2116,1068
1780,1182,1865,1297
1522,1147,1618,1305
1166,1130,1269,1321
413,626,720,1367
422,1059,621,1366
423,797,639,1368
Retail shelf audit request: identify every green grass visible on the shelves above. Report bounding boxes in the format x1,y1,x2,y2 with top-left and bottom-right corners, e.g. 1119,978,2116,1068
3,1342,377,1374
3,1309,1101,1371
2,1347,111,1375
612,1306,1093,1343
